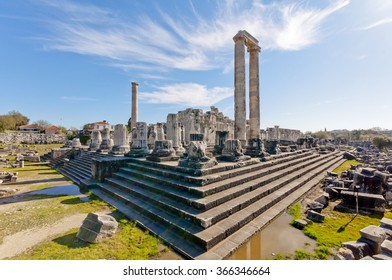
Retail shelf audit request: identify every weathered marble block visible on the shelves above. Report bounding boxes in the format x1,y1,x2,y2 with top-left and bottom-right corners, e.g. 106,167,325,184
306,210,325,222
265,140,280,155
342,241,372,260
125,122,149,158
360,225,386,244
98,128,113,152
220,139,250,162
110,124,129,155
244,138,266,158
146,140,179,162
72,138,82,148
333,247,355,260
178,141,218,169
380,239,392,256
77,213,118,243
89,130,102,151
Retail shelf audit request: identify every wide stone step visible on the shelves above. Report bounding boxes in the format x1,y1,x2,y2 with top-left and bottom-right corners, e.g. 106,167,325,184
126,156,260,177
193,153,340,228
113,152,328,209
193,152,329,197
194,154,343,249
89,187,205,259
110,173,201,206
104,177,202,223
194,153,339,219
124,151,314,186
94,182,207,249
58,168,87,184
67,161,91,172
62,164,91,177
198,157,346,259
94,153,343,254
58,166,91,181
102,152,340,230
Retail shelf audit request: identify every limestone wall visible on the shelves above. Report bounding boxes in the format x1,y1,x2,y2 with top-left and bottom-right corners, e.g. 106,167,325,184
262,126,302,142
0,132,66,144
175,106,234,146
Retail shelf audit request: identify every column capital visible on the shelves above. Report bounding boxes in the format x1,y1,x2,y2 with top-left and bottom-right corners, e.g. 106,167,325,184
131,82,139,86
233,30,246,42
247,44,261,52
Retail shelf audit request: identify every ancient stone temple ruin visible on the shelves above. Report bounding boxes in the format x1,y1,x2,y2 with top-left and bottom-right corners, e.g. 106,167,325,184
176,106,234,147
47,30,346,260
233,30,264,157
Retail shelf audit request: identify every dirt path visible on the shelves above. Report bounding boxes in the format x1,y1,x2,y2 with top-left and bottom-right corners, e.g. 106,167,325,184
0,213,87,259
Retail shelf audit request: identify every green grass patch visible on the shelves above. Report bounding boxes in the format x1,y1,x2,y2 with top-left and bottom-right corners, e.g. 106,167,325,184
26,144,64,156
1,164,65,179
289,204,302,221
5,155,16,161
302,210,383,249
29,183,50,190
314,246,333,260
294,249,314,260
9,219,162,260
0,194,110,245
332,159,362,176
272,253,291,260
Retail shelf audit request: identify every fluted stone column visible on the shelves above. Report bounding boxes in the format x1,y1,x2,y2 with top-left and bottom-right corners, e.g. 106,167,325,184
89,130,102,151
166,114,185,156
125,122,149,157
233,32,247,145
98,128,113,152
156,123,165,140
249,45,261,139
110,124,130,155
131,82,139,130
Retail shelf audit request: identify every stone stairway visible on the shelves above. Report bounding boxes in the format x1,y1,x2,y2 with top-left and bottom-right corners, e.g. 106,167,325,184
53,151,115,185
40,151,52,162
90,150,344,259
48,150,73,168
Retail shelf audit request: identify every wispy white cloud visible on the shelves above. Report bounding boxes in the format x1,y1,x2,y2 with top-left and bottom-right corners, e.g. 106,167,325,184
139,83,233,106
61,96,97,101
36,0,349,73
362,18,392,30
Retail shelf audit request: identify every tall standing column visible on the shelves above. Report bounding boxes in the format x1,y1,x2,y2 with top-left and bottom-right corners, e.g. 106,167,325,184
131,82,139,130
233,32,247,145
249,45,261,139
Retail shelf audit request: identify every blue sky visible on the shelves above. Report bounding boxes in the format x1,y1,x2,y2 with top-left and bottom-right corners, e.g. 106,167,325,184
0,0,391,132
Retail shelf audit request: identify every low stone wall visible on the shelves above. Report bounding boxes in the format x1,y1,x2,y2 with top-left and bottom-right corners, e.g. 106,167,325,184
51,148,72,160
0,132,66,144
92,157,131,182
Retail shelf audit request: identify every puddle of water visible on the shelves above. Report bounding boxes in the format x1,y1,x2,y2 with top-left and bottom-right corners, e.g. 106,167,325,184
226,212,317,260
29,184,90,201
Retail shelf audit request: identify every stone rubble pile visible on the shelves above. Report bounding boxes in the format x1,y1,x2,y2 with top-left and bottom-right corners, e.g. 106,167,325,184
335,218,392,260
0,133,66,144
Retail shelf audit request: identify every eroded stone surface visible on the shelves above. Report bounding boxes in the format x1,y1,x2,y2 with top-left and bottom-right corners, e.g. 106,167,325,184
179,141,218,169
360,225,386,244
76,213,118,243
334,247,354,260
342,241,372,260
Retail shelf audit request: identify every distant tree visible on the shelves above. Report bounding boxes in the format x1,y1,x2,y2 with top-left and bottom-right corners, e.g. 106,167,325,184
372,136,392,151
33,120,51,132
311,131,332,139
8,110,29,127
352,130,362,141
57,126,67,133
0,111,29,132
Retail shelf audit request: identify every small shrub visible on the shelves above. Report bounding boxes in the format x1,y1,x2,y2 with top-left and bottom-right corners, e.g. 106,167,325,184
315,246,332,260
294,250,313,260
